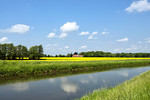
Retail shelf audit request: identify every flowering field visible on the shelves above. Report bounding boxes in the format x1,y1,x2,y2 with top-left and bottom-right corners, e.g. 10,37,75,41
15,57,150,61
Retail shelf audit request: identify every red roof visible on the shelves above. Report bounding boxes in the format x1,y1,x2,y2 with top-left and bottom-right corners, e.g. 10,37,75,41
72,55,83,57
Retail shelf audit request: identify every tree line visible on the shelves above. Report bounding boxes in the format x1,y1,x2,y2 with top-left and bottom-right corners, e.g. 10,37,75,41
78,51,150,57
0,43,43,60
45,51,150,57
1,43,150,59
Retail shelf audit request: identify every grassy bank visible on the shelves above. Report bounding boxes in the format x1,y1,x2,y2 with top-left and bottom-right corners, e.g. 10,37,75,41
80,70,150,100
0,60,150,79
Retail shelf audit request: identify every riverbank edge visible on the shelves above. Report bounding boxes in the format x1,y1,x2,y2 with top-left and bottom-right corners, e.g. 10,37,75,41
80,70,150,100
0,60,150,80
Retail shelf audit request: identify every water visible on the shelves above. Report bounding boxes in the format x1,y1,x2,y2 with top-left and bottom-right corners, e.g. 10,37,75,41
0,66,150,100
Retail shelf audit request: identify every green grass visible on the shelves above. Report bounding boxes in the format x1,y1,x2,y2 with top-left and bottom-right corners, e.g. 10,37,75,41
0,60,150,79
80,70,150,100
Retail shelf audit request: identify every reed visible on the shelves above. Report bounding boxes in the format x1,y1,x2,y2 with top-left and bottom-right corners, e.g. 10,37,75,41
0,59,150,79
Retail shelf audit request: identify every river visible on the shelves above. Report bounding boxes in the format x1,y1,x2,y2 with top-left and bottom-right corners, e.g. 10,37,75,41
0,66,150,100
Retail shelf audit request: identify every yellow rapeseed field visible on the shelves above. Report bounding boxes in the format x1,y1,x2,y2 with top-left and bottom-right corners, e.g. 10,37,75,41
14,57,150,62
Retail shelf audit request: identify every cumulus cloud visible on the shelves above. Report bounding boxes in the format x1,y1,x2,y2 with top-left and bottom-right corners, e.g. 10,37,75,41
92,31,98,35
47,32,57,38
117,37,128,42
59,33,68,38
88,35,97,40
80,46,87,49
101,28,109,35
125,0,150,12
47,22,79,39
0,24,30,34
45,43,58,47
60,22,79,33
113,49,121,52
54,43,58,46
126,47,137,51
79,31,89,35
64,46,69,49
146,38,150,43
0,37,10,43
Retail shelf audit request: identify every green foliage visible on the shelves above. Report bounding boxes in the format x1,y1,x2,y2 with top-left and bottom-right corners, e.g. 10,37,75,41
79,51,150,57
0,43,43,60
29,45,43,59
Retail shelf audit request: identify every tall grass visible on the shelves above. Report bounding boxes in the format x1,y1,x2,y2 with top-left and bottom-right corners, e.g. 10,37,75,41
0,60,150,79
80,70,150,100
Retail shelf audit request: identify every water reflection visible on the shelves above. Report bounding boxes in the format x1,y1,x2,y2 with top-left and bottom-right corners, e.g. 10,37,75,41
0,66,150,100
117,71,129,77
60,78,79,93
80,79,89,84
49,79,56,84
10,82,29,92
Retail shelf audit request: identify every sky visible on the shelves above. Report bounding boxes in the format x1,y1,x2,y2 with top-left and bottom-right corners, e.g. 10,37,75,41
0,0,150,55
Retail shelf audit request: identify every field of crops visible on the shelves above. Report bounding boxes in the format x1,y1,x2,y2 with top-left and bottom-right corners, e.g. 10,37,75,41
1,59,150,79
15,57,150,61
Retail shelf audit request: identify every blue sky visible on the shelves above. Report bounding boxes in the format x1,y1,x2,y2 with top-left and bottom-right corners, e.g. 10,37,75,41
0,0,150,55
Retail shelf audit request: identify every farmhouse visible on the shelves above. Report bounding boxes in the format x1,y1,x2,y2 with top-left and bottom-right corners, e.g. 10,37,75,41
72,55,83,57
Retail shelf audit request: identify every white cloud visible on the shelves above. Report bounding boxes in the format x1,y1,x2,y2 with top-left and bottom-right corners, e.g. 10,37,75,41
54,43,58,46
126,47,137,51
79,31,89,35
101,28,109,35
60,22,79,33
0,24,30,34
92,31,98,35
59,33,68,38
88,35,97,40
0,37,10,43
146,38,150,43
45,43,58,47
47,32,57,38
125,0,150,12
64,46,69,49
113,49,121,52
117,37,128,42
81,46,87,49
101,31,108,35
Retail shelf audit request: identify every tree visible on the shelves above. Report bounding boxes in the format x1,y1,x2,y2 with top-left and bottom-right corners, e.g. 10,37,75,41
66,53,71,57
29,45,38,59
0,44,7,60
6,43,14,60
28,45,43,59
74,52,78,55
12,46,17,60
37,45,43,59
16,45,22,59
21,46,28,59
70,53,73,57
